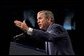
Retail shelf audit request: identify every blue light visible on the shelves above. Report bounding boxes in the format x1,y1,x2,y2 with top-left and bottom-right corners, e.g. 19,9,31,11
23,10,35,27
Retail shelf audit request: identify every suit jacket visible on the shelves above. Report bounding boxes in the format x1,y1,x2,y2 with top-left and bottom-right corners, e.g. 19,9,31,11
31,23,75,55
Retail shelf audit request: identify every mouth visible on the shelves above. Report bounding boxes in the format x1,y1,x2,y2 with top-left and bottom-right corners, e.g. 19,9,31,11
38,23,40,26
38,24,41,27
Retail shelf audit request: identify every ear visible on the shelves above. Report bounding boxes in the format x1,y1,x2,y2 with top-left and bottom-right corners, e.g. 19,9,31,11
47,18,52,22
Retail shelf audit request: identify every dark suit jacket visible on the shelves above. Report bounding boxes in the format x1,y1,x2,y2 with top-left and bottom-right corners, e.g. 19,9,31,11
31,23,75,55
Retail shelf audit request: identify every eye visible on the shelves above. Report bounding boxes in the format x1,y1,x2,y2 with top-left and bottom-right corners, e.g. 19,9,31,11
38,17,42,19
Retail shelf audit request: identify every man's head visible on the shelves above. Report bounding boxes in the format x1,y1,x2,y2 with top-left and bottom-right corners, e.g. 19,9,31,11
37,10,55,30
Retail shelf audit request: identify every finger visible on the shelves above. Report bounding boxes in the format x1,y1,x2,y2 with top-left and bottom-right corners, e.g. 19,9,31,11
23,20,26,23
14,20,22,24
14,20,22,25
14,20,19,23
14,20,22,27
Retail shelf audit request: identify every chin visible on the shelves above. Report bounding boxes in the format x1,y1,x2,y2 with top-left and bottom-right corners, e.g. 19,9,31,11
39,27,42,29
40,27,46,31
39,27,43,29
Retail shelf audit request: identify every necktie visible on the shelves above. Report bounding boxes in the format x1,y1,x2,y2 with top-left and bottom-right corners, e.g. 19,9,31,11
45,41,54,55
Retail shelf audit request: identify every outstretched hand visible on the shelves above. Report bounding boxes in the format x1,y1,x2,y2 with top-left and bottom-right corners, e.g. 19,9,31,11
14,20,29,31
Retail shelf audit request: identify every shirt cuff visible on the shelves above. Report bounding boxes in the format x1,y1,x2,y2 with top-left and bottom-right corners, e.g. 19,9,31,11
26,27,33,35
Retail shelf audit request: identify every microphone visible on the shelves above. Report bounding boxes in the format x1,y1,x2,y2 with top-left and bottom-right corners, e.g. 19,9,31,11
13,33,24,39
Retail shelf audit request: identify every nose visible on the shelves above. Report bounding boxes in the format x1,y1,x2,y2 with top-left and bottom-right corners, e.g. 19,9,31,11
37,20,40,23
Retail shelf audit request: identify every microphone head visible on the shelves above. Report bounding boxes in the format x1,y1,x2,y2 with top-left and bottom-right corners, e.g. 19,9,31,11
12,33,24,41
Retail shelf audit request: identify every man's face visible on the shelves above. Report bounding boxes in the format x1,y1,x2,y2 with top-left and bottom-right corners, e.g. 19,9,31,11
37,13,50,30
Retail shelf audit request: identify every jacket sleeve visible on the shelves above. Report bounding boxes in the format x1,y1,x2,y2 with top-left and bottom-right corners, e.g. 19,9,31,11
31,26,68,42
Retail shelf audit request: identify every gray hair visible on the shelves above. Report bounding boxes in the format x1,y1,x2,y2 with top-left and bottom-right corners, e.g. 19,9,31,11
38,10,55,22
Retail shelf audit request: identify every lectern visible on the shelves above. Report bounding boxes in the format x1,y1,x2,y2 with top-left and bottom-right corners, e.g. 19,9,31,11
9,42,46,55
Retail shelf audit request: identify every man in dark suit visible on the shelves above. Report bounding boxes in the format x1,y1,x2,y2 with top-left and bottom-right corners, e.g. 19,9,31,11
14,10,75,55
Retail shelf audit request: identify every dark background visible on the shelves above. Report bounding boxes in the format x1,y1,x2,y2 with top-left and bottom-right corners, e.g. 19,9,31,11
0,0,81,55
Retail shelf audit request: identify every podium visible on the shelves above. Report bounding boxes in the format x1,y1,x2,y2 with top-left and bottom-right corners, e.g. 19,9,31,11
9,42,46,55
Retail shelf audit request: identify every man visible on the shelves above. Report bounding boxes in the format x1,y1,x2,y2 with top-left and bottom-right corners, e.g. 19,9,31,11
14,10,75,55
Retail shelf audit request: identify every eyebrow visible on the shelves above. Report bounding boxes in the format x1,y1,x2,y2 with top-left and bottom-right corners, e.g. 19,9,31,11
37,17,42,19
